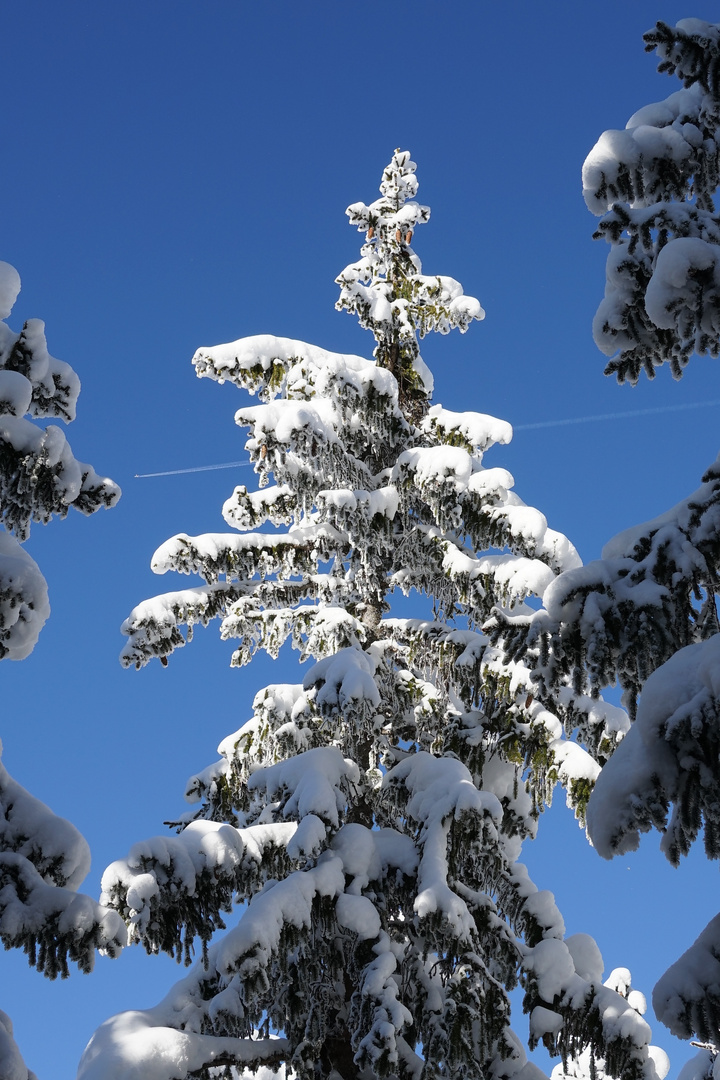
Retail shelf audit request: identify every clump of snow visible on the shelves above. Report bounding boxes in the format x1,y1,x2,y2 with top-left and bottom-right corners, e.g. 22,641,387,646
582,82,704,215
0,531,49,660
384,752,501,939
249,746,359,830
549,740,601,789
653,912,720,1042
0,371,32,418
645,237,720,330
676,1049,716,1080
556,689,630,744
587,634,720,860
0,743,90,890
78,1010,289,1080
565,934,604,983
102,819,297,942
423,404,512,452
193,334,397,408
303,647,381,715
0,263,21,321
286,814,326,861
525,943,658,1073
237,398,339,448
0,1009,37,1080
335,892,381,940
0,743,126,976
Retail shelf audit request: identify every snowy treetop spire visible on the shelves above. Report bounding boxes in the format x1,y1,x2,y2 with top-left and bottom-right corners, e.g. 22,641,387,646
346,149,427,227
337,150,484,420
380,148,419,206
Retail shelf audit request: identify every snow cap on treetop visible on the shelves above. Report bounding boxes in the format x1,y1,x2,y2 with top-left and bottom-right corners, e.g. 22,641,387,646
380,149,419,203
337,149,484,412
345,148,430,233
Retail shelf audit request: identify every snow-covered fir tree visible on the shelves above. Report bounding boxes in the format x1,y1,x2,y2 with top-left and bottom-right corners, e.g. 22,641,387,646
0,263,125,1080
85,152,667,1080
583,19,720,384
492,19,720,1079
503,475,720,1080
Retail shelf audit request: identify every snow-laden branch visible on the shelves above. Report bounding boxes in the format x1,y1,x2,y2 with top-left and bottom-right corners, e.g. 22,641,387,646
493,453,720,719
0,531,48,660
0,747,126,977
0,261,119,661
583,20,720,381
79,1009,290,1080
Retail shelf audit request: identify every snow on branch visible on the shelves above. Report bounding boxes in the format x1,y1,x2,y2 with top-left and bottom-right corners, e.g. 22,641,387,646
193,334,402,429
0,531,48,660
0,261,119,661
0,309,80,423
120,581,254,668
151,524,350,584
584,20,720,381
494,453,720,721
101,820,297,963
587,633,720,865
78,1008,290,1080
0,1009,37,1080
0,412,118,540
653,912,720,1043
422,403,513,454
383,751,502,940
0,747,126,977
525,940,668,1080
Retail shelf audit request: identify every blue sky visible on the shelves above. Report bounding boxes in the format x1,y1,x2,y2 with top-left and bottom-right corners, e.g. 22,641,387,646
4,2,720,1076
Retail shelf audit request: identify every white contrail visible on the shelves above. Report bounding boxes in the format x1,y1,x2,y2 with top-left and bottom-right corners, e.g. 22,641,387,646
514,398,720,431
135,460,252,479
135,398,720,477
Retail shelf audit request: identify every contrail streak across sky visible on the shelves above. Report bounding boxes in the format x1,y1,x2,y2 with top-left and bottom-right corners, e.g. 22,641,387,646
134,461,252,479
514,398,720,431
134,398,720,477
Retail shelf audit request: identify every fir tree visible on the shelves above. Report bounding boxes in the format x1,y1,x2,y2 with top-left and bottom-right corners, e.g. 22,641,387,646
0,263,125,1080
85,152,666,1080
492,18,720,1071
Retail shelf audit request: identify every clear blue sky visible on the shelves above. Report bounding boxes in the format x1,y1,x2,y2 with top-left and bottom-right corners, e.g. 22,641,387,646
3,3,720,1076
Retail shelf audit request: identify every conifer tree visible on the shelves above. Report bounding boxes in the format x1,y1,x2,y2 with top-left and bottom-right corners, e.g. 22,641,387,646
0,263,125,1080
493,20,720,1078
85,152,667,1080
